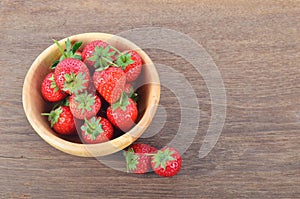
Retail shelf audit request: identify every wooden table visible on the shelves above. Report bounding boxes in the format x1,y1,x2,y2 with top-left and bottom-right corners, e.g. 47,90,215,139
1,0,299,198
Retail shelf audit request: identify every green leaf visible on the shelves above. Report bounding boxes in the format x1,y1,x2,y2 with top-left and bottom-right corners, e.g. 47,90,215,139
62,72,88,94
111,92,130,111
131,92,139,103
50,60,59,69
59,55,65,62
48,74,59,92
44,106,63,127
88,45,117,70
124,148,139,172
74,54,82,60
52,38,83,68
53,39,67,58
72,41,82,54
152,148,176,171
65,38,71,52
116,52,134,69
62,96,70,106
74,91,96,115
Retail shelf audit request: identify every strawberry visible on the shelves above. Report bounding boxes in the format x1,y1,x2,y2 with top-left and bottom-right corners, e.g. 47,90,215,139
81,116,114,144
123,143,157,174
82,40,113,68
151,147,182,177
69,91,101,120
54,58,90,95
41,106,76,135
51,38,82,69
93,67,126,104
116,50,142,82
106,92,138,132
41,72,67,102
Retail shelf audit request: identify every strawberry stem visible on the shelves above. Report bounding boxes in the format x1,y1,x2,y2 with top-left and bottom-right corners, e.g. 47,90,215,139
111,92,130,111
84,117,95,130
102,56,119,67
53,39,68,58
41,113,50,116
41,106,63,127
108,45,122,55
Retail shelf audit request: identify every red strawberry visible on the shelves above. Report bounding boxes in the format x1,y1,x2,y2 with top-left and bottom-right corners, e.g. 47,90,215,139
93,67,126,104
81,116,114,144
124,143,157,174
151,147,182,177
41,106,76,135
51,38,82,69
41,72,67,102
54,58,90,94
82,40,113,68
107,93,138,132
69,91,101,120
116,50,142,82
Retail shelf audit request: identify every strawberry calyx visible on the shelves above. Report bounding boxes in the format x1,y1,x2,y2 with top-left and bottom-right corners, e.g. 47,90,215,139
51,38,82,69
81,117,104,141
88,45,117,71
63,72,88,94
73,91,96,115
49,73,60,92
41,106,63,127
123,148,139,172
116,52,134,70
124,84,139,103
111,91,130,111
152,148,176,170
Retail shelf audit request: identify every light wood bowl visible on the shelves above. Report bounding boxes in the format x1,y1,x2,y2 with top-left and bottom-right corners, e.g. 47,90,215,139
23,33,160,157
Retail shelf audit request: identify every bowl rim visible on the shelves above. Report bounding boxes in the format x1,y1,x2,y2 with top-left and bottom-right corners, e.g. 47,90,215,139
22,32,160,157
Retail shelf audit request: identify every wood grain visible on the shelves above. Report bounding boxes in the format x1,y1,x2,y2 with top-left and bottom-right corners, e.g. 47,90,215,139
1,0,299,198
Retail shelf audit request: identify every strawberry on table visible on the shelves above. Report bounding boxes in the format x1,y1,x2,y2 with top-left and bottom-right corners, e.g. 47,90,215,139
69,91,101,120
41,72,67,102
116,50,142,82
106,92,138,132
93,67,126,104
151,147,182,177
81,116,114,144
124,143,157,174
54,58,90,95
41,106,76,135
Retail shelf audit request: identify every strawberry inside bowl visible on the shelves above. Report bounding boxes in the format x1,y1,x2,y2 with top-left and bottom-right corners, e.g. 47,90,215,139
23,33,160,157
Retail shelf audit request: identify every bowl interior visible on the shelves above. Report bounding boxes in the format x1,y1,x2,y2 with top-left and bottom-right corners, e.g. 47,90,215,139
23,33,160,157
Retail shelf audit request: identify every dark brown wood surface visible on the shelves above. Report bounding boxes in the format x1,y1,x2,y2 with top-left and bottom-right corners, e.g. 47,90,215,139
1,0,299,198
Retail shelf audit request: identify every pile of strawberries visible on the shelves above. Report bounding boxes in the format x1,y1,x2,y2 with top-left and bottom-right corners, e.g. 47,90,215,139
41,38,181,177
41,39,141,143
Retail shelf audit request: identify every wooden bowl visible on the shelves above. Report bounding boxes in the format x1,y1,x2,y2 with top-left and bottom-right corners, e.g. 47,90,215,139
22,33,160,157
